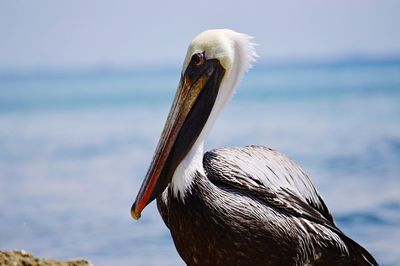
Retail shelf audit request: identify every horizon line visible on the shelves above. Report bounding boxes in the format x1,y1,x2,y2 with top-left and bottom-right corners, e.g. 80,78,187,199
1,54,400,80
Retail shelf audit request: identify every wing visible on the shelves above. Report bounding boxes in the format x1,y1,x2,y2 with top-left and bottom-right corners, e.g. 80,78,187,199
203,145,377,266
203,145,334,223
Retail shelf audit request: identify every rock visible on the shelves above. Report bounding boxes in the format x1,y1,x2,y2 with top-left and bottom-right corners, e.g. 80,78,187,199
0,250,91,266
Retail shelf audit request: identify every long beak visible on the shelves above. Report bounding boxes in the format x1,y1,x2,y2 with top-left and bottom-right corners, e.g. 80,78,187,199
131,59,225,220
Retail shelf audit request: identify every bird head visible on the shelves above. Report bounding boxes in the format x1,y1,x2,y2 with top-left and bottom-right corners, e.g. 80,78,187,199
131,29,257,220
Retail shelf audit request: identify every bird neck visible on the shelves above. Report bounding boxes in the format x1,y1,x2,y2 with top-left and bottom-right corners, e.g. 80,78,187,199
170,137,205,201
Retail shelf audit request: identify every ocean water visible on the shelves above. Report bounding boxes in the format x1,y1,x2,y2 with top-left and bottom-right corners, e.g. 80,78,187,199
0,60,399,265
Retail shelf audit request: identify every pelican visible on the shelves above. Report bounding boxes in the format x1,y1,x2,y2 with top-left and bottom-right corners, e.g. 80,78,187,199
131,29,377,265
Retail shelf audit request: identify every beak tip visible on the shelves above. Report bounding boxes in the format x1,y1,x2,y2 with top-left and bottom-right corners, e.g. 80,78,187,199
131,210,141,221
131,203,141,221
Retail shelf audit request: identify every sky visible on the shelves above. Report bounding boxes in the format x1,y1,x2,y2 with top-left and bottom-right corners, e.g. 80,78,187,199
1,0,400,71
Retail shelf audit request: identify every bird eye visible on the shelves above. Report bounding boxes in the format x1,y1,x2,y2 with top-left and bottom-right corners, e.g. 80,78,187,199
192,53,205,66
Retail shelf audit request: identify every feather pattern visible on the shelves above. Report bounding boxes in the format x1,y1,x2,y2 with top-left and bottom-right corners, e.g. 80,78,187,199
203,145,334,223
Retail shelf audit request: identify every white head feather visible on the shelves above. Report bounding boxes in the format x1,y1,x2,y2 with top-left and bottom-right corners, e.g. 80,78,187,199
171,29,258,200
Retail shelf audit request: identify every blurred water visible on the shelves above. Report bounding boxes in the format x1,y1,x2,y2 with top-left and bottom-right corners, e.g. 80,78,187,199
0,60,399,265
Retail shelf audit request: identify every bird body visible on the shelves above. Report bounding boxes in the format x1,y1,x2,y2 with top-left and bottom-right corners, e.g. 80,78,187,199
131,29,377,266
158,146,374,265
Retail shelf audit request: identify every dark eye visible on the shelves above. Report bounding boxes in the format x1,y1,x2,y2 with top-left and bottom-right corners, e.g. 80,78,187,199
192,53,205,66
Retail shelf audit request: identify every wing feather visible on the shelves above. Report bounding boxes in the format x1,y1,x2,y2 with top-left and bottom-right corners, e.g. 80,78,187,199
203,145,334,223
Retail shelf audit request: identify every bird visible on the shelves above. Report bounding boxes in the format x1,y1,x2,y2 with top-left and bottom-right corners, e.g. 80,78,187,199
130,29,378,266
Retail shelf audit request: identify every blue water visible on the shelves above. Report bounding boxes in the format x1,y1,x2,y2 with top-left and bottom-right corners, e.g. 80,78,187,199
0,60,399,265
